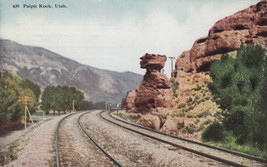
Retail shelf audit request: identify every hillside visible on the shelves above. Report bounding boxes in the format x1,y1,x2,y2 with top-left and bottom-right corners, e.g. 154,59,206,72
0,39,143,103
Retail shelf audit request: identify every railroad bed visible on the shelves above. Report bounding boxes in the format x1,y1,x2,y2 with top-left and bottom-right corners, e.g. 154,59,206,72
100,110,267,167
56,111,120,167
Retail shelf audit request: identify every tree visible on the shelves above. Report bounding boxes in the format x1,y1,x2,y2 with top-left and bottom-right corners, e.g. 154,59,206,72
41,85,84,114
0,72,38,125
22,79,41,100
208,45,266,146
121,98,126,109
76,100,94,111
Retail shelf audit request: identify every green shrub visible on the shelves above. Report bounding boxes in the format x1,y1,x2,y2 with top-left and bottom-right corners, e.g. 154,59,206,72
197,110,211,118
208,45,267,146
194,84,202,91
178,103,186,108
204,97,210,100
202,121,225,142
187,97,193,103
175,112,185,117
171,79,179,97
202,119,212,126
183,124,195,134
197,124,205,132
177,121,184,130
188,106,194,110
187,114,196,118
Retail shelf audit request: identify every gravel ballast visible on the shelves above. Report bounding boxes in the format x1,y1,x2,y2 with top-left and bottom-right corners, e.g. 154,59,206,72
80,110,227,167
1,115,66,167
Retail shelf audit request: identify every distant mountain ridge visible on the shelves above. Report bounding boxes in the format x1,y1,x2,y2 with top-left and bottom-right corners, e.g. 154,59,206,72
0,38,143,103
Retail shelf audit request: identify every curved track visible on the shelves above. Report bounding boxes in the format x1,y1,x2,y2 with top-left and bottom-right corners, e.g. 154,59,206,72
100,110,267,167
56,111,123,167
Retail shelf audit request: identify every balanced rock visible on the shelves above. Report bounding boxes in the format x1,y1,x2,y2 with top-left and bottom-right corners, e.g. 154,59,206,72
126,53,174,114
174,0,267,75
140,53,167,70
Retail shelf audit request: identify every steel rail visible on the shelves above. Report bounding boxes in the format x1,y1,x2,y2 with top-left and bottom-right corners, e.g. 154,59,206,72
56,113,76,167
108,110,267,164
100,110,267,167
78,111,124,167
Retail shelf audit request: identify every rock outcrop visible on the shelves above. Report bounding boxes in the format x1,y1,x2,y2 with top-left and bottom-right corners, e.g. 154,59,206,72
136,115,161,130
161,118,177,134
174,0,267,75
126,53,174,114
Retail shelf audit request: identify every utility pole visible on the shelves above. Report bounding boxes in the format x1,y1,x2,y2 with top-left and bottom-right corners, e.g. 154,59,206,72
168,57,176,72
72,100,76,113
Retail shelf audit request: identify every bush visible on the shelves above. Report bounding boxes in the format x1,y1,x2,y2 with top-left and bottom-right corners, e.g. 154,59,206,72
202,121,225,142
194,84,202,91
183,123,195,134
208,45,267,146
178,103,186,108
177,121,184,130
171,79,179,97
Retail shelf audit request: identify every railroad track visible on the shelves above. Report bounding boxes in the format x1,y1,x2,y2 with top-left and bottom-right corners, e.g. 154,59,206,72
55,111,123,167
100,110,267,167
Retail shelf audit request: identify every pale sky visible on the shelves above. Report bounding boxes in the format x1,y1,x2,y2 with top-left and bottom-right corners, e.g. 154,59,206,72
0,0,259,77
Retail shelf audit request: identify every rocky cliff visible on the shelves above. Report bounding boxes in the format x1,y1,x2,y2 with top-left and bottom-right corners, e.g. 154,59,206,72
170,0,266,138
174,0,266,75
0,39,143,103
126,53,174,114
123,0,266,136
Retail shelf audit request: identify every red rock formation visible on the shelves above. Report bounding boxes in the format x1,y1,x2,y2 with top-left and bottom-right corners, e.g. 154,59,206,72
126,53,174,114
161,118,177,134
174,0,267,75
137,114,161,130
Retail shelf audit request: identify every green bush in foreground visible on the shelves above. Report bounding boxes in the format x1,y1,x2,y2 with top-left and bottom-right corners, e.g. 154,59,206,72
202,121,225,142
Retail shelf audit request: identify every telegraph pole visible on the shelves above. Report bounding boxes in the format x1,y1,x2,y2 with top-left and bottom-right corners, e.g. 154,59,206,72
168,57,176,72
72,100,76,113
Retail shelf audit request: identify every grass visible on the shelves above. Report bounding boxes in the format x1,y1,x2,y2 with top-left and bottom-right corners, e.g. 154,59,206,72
113,113,140,121
0,141,19,166
211,134,267,159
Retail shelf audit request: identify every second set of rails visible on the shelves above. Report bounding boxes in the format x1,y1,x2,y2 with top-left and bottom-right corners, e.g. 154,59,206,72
55,111,123,167
55,110,267,167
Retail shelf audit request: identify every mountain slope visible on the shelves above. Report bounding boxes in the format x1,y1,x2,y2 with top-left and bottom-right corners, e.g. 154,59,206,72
0,39,142,103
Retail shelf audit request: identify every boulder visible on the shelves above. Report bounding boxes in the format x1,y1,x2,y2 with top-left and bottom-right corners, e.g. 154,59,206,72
161,118,177,135
137,114,161,130
125,89,137,112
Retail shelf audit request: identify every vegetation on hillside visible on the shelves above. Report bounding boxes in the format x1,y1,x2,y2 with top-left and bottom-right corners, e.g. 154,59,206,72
203,45,267,158
0,72,40,125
